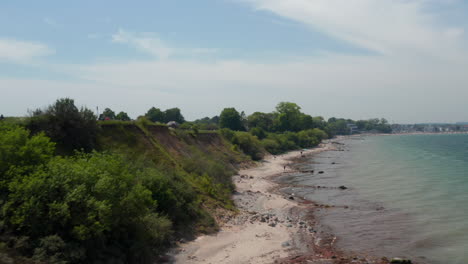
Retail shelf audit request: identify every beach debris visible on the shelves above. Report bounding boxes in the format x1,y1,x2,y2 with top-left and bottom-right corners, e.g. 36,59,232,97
390,258,412,263
338,185,348,190
281,241,291,247
288,196,295,200
318,171,324,174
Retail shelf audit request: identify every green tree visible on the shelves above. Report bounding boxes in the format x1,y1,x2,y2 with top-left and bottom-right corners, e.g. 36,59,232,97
3,152,174,263
231,132,264,160
164,108,185,123
299,114,314,130
145,107,165,123
99,108,116,120
27,98,99,153
250,127,267,140
247,112,274,131
219,108,244,131
0,123,55,199
275,102,302,132
325,118,350,136
116,111,131,121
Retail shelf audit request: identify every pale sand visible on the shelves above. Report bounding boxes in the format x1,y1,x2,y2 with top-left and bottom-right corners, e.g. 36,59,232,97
172,142,334,264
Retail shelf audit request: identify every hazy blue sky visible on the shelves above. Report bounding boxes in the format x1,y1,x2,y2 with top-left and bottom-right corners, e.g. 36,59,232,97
1,0,468,123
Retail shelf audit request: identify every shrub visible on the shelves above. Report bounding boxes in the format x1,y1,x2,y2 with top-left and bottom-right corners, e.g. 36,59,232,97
261,138,281,154
2,152,177,262
250,127,266,140
27,98,99,153
231,132,264,161
0,123,55,199
219,128,235,142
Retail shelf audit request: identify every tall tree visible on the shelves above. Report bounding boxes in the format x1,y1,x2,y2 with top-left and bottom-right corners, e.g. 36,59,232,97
27,98,99,153
99,108,116,120
145,107,165,123
247,112,274,131
164,108,185,123
219,108,244,131
275,102,302,132
116,111,131,121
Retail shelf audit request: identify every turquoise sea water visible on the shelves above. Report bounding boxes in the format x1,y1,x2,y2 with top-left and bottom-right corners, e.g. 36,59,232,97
281,134,468,264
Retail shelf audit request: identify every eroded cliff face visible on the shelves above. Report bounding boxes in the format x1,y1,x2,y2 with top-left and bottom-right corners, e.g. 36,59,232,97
97,122,249,229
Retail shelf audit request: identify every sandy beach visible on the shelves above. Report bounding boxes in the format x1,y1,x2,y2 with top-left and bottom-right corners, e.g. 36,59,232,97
171,140,394,264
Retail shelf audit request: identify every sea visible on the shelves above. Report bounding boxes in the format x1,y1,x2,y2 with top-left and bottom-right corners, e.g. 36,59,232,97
279,134,468,264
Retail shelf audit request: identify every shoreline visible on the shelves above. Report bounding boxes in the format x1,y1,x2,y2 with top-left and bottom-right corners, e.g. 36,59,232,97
362,131,468,136
171,139,395,264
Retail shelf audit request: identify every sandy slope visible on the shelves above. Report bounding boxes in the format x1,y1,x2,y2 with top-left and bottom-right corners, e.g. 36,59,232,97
172,144,332,264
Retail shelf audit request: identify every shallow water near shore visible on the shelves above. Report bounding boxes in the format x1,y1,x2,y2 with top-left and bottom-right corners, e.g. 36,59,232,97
279,134,468,264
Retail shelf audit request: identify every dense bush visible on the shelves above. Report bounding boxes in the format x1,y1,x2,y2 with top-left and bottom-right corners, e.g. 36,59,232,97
219,108,244,131
231,132,264,161
260,138,282,154
259,128,327,155
250,127,267,140
0,124,208,263
220,129,264,160
0,123,55,199
2,152,179,263
27,98,99,153
145,107,185,124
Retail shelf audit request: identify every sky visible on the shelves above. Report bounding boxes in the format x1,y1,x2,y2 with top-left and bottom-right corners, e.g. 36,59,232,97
1,0,468,123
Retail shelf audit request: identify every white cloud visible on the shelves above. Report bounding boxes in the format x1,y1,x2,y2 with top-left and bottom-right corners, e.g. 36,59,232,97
242,0,467,61
0,38,54,63
3,2,468,123
44,17,60,28
111,29,218,59
112,29,174,59
57,50,468,123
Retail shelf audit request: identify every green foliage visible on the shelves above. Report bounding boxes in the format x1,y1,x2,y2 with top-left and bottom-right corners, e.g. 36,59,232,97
223,131,264,161
219,128,264,160
115,111,131,121
260,138,281,154
250,127,266,140
2,151,176,263
99,108,116,120
275,102,303,132
193,116,219,130
325,118,350,136
356,118,392,133
145,107,165,123
260,128,327,155
219,128,236,142
219,108,244,131
145,107,185,124
247,112,275,131
0,123,55,199
164,108,185,123
27,98,99,153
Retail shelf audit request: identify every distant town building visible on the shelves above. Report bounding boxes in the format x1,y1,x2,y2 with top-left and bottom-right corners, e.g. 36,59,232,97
347,123,359,134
